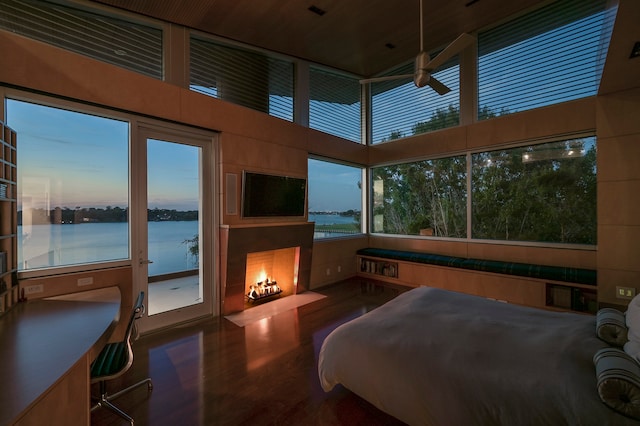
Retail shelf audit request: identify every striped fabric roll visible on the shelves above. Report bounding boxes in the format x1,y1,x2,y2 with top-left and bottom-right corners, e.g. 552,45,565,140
596,308,629,347
593,347,640,420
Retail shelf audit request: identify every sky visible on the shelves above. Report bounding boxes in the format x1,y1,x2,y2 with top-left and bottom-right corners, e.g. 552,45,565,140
7,99,199,212
307,159,362,212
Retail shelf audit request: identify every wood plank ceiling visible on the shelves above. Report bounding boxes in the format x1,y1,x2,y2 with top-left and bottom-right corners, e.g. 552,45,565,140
91,0,548,77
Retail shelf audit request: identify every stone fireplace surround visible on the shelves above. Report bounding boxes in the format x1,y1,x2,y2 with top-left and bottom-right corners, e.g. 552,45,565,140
220,222,314,315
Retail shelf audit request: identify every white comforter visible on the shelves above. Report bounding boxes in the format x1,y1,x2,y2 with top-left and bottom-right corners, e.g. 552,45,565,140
318,286,637,426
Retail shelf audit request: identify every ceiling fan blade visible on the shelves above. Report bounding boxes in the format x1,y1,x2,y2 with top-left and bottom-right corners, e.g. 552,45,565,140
359,74,414,84
424,33,475,71
427,76,451,95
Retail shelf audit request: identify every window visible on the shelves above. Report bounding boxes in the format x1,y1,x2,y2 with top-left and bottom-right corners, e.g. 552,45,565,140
0,0,163,79
477,0,607,119
370,136,597,246
370,55,460,144
371,156,467,236
308,158,363,239
309,67,361,143
472,137,597,245
6,99,130,271
190,36,294,121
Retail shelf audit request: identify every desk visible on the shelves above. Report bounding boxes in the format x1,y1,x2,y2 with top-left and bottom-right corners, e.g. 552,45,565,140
0,287,120,426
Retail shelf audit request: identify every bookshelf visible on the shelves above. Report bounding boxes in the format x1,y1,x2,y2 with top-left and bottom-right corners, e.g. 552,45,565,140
358,256,398,279
0,122,17,315
545,283,597,313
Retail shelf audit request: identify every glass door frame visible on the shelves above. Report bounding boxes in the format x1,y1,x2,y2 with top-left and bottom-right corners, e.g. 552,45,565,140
133,121,217,333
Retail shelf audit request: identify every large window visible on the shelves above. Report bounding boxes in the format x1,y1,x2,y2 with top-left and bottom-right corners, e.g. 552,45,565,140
309,67,361,143
372,156,467,236
477,0,607,119
371,135,596,245
190,36,294,121
308,158,363,239
0,0,163,79
472,137,597,245
370,56,460,144
6,99,130,271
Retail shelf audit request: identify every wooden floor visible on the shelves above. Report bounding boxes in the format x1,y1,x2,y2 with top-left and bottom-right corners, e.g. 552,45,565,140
91,278,409,426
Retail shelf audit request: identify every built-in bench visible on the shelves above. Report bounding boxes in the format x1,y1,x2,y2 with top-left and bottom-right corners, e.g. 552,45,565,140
357,248,597,285
356,248,597,312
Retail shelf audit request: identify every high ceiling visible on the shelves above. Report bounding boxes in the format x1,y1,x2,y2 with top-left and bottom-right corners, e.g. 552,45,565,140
92,0,548,77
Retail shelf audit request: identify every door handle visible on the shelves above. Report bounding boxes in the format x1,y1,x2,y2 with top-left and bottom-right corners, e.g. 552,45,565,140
139,258,154,265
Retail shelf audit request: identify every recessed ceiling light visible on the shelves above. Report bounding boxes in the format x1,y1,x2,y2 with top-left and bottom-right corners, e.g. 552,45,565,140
630,41,640,59
385,43,396,49
308,5,326,16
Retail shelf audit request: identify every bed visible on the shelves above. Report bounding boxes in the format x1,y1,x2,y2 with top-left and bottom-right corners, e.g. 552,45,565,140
318,286,640,425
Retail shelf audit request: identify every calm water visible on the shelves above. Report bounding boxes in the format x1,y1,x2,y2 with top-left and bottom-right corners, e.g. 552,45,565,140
18,221,198,276
18,215,358,274
308,213,358,225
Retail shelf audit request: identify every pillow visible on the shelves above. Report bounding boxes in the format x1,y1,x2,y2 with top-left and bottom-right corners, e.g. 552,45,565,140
593,347,640,420
596,308,628,346
625,293,640,342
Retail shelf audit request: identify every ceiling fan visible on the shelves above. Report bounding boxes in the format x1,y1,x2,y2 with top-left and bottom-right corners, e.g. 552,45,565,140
360,0,475,95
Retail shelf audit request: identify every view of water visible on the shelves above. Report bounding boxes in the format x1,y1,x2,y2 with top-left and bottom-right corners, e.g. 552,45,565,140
308,213,358,225
18,221,199,276
17,215,359,274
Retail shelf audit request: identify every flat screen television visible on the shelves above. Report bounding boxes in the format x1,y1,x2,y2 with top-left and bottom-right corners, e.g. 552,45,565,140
242,171,306,218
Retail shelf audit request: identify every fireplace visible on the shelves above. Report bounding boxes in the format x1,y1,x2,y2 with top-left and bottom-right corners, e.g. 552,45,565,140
220,223,314,315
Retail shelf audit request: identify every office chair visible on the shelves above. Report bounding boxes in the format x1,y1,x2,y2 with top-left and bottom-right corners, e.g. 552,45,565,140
90,291,153,425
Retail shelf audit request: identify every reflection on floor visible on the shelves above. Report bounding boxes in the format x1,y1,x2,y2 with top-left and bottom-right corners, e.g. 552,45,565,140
147,275,201,315
224,291,327,327
90,278,408,426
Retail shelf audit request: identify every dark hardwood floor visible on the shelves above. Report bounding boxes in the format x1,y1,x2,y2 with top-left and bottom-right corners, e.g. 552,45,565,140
91,278,409,426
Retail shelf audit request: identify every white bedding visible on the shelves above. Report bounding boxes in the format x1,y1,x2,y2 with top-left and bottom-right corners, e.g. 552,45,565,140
318,286,638,426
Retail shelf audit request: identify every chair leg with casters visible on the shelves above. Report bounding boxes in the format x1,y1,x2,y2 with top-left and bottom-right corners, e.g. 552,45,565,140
90,292,152,425
91,377,153,425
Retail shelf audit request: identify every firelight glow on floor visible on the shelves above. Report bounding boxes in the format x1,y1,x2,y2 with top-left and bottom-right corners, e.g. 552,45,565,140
224,292,327,327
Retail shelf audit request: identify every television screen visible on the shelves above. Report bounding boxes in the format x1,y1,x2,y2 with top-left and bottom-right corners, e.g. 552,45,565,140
242,171,306,218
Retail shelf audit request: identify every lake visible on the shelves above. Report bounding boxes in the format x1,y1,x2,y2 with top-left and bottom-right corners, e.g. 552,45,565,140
19,221,199,276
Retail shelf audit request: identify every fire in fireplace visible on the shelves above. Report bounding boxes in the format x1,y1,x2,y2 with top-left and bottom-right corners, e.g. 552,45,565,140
248,277,282,301
245,247,298,306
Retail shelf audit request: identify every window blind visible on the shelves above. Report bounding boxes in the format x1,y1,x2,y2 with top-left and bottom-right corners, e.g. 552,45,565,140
370,56,460,144
309,67,361,143
190,36,294,122
0,0,162,79
477,0,607,120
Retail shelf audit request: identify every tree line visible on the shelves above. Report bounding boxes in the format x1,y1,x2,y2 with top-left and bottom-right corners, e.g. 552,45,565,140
18,206,198,225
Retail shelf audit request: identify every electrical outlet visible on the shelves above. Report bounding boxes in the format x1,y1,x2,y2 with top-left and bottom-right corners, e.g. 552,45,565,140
24,284,44,295
616,286,636,300
337,265,342,273
326,268,331,276
77,277,94,286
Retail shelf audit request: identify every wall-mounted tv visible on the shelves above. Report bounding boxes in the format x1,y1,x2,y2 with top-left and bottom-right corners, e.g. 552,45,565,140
242,171,306,218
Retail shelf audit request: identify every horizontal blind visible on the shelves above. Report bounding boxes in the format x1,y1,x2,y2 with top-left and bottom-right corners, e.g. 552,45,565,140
371,57,460,144
477,0,607,120
190,36,294,122
309,67,361,143
0,0,162,79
